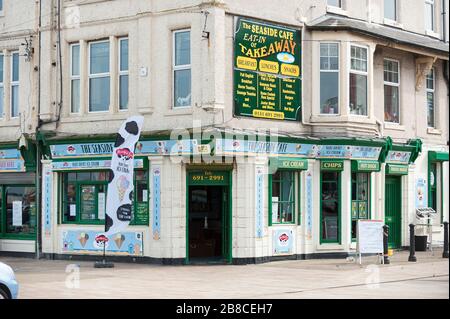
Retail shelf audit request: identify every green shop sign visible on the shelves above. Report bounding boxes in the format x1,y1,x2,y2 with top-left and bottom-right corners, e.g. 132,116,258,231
387,164,409,175
234,18,302,121
272,157,308,170
321,160,344,171
188,171,229,186
351,160,380,172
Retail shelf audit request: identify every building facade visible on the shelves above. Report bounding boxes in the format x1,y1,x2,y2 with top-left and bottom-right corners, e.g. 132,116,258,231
0,0,448,264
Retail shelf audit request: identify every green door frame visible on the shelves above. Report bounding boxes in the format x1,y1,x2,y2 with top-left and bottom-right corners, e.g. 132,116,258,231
185,168,233,264
385,175,402,249
319,170,342,245
428,151,449,224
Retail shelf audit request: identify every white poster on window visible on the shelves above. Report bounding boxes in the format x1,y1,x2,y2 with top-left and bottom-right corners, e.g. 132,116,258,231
13,201,23,226
70,204,77,217
272,197,279,224
98,193,106,220
142,189,148,202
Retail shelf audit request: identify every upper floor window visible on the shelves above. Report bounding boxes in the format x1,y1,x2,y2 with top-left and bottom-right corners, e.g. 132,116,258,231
425,0,435,31
384,59,400,123
89,40,110,112
327,0,342,7
11,52,19,118
173,30,191,108
384,0,397,21
0,0,3,12
70,44,80,113
320,43,339,115
119,38,129,110
426,68,435,128
0,54,4,118
349,45,368,116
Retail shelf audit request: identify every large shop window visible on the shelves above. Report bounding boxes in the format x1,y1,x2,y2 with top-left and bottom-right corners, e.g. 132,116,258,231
426,68,435,128
349,46,368,116
0,185,37,238
321,172,340,243
173,29,191,108
270,171,299,225
384,59,400,123
320,43,339,115
61,170,148,225
89,40,110,112
351,173,370,240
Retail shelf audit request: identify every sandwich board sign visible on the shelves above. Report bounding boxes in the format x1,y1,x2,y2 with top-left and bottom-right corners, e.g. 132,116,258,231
357,220,384,264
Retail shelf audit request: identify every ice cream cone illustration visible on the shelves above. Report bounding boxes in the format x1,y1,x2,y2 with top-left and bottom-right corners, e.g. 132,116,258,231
78,232,89,247
114,233,126,249
134,243,141,255
116,175,130,202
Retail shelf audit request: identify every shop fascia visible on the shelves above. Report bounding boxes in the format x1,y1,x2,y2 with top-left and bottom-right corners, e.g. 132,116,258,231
44,133,423,168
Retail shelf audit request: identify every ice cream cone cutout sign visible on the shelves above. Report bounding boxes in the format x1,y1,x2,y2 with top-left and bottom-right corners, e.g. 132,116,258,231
104,116,144,238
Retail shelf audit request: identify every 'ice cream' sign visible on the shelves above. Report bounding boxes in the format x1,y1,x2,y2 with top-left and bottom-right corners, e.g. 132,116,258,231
104,116,144,237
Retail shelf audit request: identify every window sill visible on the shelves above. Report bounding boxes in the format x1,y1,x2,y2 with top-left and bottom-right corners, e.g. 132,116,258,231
0,118,20,127
310,114,376,125
383,18,404,29
384,122,405,131
316,243,345,251
425,30,440,39
427,127,442,135
164,107,194,117
326,6,348,17
271,223,296,226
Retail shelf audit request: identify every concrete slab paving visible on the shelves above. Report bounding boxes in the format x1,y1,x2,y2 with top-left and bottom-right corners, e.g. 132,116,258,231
0,250,448,299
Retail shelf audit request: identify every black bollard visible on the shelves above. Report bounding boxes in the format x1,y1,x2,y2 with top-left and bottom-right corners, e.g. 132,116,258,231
443,222,449,259
383,225,390,264
408,224,417,262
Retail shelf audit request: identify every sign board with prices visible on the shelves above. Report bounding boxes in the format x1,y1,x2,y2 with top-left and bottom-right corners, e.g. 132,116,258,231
357,220,384,264
234,18,302,121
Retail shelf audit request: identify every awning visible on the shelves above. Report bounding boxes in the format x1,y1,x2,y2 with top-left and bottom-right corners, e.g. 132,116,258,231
428,151,449,162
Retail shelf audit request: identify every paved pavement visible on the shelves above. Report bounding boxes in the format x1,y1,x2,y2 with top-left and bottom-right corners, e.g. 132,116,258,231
0,250,448,299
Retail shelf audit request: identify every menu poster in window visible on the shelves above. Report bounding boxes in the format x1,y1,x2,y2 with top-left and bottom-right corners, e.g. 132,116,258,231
98,193,106,220
142,189,148,202
272,197,279,224
70,204,77,217
13,201,23,226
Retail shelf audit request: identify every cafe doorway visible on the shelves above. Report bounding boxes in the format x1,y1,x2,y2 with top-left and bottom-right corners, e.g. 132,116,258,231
186,170,231,264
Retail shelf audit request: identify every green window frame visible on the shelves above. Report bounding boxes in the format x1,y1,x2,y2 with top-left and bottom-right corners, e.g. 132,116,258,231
0,184,37,240
60,170,149,226
269,170,301,225
351,173,370,241
320,171,341,244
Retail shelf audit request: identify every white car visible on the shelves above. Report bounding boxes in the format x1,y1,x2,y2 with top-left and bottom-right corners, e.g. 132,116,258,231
0,262,19,299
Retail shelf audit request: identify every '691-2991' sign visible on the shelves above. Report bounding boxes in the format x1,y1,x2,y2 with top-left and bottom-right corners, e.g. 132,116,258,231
234,18,302,121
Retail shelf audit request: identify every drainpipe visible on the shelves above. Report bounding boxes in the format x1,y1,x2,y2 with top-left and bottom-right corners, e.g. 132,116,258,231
34,0,42,260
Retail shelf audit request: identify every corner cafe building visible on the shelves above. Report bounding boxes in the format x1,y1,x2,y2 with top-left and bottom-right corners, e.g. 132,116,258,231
6,131,442,264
